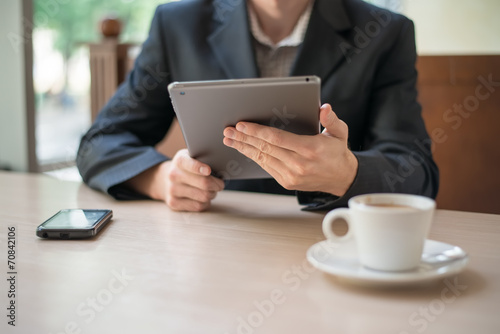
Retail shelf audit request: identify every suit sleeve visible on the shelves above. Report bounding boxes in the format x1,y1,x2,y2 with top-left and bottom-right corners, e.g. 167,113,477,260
299,19,439,210
76,7,174,199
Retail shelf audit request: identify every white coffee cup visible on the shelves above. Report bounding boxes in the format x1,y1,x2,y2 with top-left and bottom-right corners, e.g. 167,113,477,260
322,193,436,271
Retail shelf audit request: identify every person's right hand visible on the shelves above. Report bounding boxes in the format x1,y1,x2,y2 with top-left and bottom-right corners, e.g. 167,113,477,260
124,149,225,212
163,149,225,211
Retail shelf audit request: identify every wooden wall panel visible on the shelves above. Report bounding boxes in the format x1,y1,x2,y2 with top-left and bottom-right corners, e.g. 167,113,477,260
417,55,500,214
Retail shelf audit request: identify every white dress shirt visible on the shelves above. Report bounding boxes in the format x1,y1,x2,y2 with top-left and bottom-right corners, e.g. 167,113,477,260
247,2,313,77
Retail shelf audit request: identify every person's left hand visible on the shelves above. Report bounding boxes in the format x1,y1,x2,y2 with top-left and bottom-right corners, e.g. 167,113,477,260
223,103,358,196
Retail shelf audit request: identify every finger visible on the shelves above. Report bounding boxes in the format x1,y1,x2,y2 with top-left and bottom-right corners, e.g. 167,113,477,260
187,175,224,192
230,122,312,153
224,124,315,167
175,149,212,176
173,150,225,190
223,127,291,162
223,136,287,179
170,167,225,192
319,104,348,140
167,195,211,212
168,182,219,204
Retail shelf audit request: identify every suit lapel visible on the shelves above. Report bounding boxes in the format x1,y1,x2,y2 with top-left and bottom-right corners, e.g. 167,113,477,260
208,0,258,79
291,0,354,80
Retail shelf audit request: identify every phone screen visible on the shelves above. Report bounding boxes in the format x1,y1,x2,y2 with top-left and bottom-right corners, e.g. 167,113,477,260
37,209,113,239
41,210,105,228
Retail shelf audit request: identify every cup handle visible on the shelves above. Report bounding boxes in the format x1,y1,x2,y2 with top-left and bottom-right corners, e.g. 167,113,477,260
322,208,353,243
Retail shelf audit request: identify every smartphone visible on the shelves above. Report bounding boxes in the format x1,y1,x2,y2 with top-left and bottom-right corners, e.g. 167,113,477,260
36,209,113,239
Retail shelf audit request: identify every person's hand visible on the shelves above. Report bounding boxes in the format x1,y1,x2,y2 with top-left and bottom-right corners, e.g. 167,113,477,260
163,149,225,211
125,149,225,212
222,104,358,196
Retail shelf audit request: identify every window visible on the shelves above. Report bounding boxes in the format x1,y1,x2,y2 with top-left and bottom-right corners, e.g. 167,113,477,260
32,0,167,171
364,0,403,13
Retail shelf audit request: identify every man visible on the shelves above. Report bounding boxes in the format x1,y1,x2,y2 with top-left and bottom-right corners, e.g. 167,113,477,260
77,0,439,212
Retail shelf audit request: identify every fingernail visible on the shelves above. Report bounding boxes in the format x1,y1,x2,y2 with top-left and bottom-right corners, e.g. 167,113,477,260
223,138,234,147
236,122,246,132
225,128,235,139
200,166,210,175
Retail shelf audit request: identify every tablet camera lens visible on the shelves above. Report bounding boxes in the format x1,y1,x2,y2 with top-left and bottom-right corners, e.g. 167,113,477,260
306,77,309,82
180,92,185,95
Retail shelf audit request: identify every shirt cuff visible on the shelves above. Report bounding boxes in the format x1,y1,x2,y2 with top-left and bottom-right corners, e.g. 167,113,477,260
296,153,361,211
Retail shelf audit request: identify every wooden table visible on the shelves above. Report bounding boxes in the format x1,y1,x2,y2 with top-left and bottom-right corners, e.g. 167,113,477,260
0,171,499,334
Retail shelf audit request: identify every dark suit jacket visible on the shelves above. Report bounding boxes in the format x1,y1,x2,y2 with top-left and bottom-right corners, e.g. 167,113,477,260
77,0,439,210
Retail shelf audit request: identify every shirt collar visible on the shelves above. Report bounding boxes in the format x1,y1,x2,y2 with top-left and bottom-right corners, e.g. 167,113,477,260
248,1,313,49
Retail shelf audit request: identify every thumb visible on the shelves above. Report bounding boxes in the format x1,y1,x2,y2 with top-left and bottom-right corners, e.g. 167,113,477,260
319,104,348,140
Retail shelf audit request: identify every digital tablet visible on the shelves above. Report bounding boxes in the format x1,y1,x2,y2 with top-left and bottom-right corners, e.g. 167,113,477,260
168,76,321,180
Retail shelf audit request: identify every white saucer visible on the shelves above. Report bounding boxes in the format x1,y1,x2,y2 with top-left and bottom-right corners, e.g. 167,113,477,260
307,239,469,286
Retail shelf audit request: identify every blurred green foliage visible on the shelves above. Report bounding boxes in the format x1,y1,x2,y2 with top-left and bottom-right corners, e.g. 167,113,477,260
33,0,171,58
